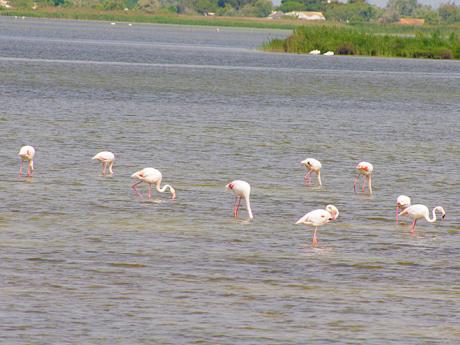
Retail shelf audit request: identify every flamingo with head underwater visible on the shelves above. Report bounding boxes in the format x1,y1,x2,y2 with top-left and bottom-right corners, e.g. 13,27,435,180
18,145,35,177
301,158,322,186
131,167,176,200
92,151,115,176
396,195,411,224
226,180,253,220
354,161,373,194
295,205,339,247
398,204,446,234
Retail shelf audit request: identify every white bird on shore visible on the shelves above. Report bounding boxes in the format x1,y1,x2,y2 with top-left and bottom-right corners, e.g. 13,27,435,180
131,168,176,200
301,158,322,186
354,161,373,194
226,180,253,220
323,51,334,56
18,145,35,177
92,151,115,176
396,195,411,224
309,49,321,55
398,204,446,234
296,205,339,247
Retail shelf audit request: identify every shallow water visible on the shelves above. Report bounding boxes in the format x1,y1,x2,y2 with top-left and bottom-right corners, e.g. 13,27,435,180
0,16,459,344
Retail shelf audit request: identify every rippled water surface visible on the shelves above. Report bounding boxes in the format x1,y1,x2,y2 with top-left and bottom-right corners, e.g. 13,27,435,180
0,16,459,344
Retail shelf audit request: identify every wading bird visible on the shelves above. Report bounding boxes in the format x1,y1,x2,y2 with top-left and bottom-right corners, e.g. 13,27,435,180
18,145,35,177
301,158,322,186
92,151,115,176
131,168,176,200
226,180,253,220
354,161,373,194
398,204,445,234
295,205,339,247
396,195,411,224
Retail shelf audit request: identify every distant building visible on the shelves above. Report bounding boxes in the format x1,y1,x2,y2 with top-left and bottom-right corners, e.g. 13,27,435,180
0,0,11,8
284,11,326,20
399,18,425,25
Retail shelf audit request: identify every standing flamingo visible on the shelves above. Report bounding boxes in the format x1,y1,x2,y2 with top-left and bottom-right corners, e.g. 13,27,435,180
398,204,446,234
354,161,373,194
18,145,35,177
92,151,115,176
396,195,411,224
226,180,253,220
295,205,339,247
131,168,176,200
301,158,322,186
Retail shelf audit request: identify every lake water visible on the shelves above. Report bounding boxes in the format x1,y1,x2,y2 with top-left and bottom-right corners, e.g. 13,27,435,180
0,16,459,344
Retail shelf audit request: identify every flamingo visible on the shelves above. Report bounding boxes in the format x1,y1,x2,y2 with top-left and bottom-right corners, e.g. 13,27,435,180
18,145,35,177
396,195,411,224
398,204,446,234
301,158,322,186
131,168,176,200
296,205,339,247
354,161,373,194
92,151,115,176
226,180,253,220
309,49,321,55
323,51,334,56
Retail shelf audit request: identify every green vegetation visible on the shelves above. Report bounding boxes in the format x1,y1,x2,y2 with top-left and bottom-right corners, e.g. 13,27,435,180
263,25,460,59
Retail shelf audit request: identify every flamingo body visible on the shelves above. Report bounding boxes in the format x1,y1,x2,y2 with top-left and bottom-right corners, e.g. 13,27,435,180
296,205,339,247
398,204,446,233
92,151,115,176
226,180,253,219
354,161,373,194
396,195,411,224
18,145,35,177
301,158,322,186
309,50,321,55
131,167,176,200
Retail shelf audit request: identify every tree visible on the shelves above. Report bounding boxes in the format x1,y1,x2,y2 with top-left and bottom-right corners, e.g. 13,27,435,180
240,0,272,16
326,1,379,22
386,0,419,17
438,2,460,23
279,1,305,12
280,0,325,12
413,5,439,24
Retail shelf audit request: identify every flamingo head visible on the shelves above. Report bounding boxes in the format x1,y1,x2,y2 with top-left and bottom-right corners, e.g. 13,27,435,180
326,205,339,221
226,183,234,190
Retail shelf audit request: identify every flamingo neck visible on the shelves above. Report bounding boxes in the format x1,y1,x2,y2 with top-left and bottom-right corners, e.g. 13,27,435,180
317,170,322,186
29,160,34,170
367,175,372,194
108,161,113,175
426,207,442,223
245,195,253,219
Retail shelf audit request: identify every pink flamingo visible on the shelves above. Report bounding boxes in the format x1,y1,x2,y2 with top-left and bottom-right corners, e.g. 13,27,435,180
131,168,176,200
354,161,373,194
398,204,446,234
226,180,253,219
296,205,339,247
92,151,115,176
396,195,411,224
301,158,322,186
18,145,35,177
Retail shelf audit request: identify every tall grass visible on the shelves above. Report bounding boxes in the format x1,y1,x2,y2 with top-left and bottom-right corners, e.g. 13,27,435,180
263,26,460,59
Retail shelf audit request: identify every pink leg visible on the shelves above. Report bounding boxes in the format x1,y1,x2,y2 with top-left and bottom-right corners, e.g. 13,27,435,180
410,219,416,234
362,178,366,192
148,184,152,199
131,181,143,198
312,227,318,247
27,163,32,177
304,171,312,186
102,162,107,176
19,160,23,176
353,175,359,192
233,197,241,218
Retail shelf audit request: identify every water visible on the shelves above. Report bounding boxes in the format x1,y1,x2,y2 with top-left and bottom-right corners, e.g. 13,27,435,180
0,16,459,344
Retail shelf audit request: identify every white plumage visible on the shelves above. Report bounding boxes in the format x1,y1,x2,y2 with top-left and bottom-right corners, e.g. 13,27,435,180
226,180,253,220
18,145,35,177
301,158,322,186
131,168,176,200
398,204,445,233
92,151,115,176
354,161,373,194
396,195,411,224
296,205,339,247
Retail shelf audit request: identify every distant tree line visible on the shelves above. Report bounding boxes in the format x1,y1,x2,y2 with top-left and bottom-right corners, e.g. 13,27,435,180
5,0,460,23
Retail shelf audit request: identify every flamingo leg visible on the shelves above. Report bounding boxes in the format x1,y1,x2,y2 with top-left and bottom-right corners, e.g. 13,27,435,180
362,177,366,192
410,219,417,234
131,181,143,198
396,206,399,224
102,162,107,176
18,160,23,176
233,197,241,218
353,175,359,192
148,183,152,199
27,161,32,177
304,171,312,186
312,227,318,247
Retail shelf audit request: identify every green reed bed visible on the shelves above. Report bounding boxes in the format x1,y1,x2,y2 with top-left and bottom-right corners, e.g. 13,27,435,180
263,26,460,59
